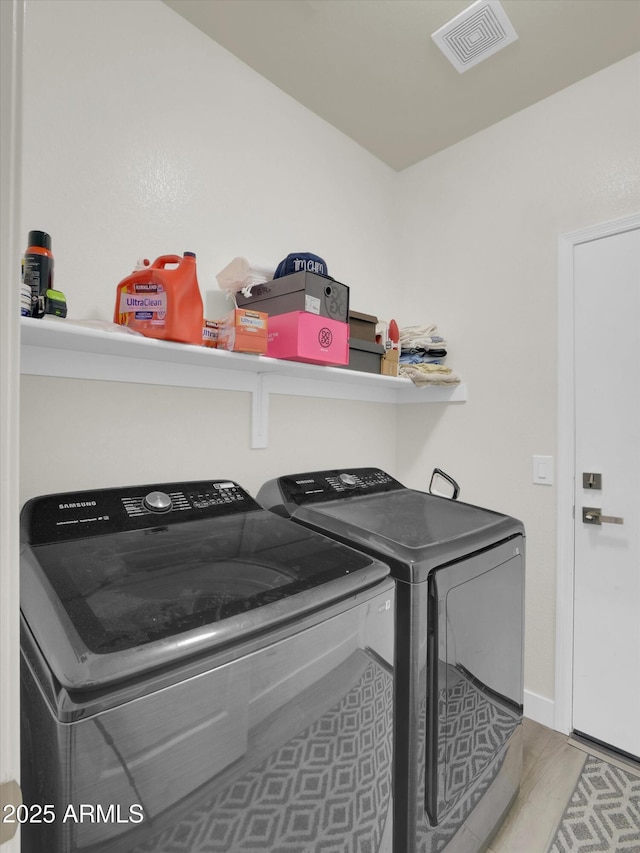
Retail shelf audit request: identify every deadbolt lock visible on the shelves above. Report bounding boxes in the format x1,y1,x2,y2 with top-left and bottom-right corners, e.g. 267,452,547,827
582,472,602,490
582,507,624,525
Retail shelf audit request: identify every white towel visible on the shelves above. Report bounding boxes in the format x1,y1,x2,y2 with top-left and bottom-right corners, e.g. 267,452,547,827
399,324,446,350
399,364,461,387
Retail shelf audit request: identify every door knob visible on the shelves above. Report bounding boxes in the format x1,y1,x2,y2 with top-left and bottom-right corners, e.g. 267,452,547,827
582,507,624,525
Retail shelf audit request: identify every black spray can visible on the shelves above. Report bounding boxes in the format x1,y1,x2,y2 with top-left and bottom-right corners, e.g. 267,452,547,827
23,230,53,319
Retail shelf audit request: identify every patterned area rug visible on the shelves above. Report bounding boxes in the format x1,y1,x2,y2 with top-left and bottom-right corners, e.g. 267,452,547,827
133,658,392,853
549,755,640,852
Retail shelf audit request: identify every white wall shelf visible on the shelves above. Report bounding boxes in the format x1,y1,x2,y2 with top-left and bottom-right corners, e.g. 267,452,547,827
20,318,467,447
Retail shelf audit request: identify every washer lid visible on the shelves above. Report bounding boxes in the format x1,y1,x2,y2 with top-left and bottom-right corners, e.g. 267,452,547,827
21,482,388,691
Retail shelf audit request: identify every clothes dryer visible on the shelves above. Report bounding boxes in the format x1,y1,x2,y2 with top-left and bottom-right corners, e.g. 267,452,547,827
20,479,395,853
258,468,525,853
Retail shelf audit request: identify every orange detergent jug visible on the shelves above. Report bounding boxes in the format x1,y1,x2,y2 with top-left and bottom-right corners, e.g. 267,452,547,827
114,252,203,345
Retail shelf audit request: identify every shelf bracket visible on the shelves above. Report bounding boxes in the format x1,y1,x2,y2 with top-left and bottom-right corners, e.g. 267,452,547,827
251,374,270,449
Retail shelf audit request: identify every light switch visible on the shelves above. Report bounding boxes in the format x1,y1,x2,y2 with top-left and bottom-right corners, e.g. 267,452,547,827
533,455,553,485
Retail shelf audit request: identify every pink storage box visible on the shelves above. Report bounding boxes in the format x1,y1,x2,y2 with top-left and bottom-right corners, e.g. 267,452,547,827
267,311,349,365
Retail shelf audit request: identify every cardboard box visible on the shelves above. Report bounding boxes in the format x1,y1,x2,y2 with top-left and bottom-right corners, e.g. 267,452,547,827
348,311,378,343
202,319,219,348
217,309,268,355
380,348,400,377
343,338,385,374
235,271,349,323
267,311,349,365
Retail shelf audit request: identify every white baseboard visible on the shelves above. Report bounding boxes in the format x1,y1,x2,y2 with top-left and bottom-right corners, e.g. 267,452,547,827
524,689,556,730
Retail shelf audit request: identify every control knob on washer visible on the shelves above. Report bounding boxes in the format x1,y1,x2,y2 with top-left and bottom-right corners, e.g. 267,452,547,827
339,473,358,488
143,491,172,513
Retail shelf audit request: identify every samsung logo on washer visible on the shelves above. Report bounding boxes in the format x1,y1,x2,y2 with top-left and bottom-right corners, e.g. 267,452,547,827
59,501,97,510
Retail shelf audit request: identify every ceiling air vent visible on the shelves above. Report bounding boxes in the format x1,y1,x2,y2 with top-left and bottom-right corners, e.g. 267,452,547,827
431,0,518,73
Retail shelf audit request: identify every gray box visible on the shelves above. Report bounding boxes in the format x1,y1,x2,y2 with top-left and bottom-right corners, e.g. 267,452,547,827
235,271,349,322
343,338,385,374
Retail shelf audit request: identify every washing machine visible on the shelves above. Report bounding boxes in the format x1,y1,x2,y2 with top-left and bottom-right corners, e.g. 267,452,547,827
257,467,525,853
20,479,395,853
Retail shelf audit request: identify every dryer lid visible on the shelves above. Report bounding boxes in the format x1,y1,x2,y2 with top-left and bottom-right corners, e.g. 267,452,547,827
258,468,524,582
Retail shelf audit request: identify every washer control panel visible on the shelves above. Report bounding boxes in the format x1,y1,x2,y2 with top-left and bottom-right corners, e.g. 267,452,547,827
22,480,260,545
120,482,248,520
270,468,403,507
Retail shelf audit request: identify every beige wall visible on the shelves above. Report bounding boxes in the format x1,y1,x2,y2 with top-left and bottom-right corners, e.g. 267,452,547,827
19,0,399,503
395,52,640,704
20,377,397,500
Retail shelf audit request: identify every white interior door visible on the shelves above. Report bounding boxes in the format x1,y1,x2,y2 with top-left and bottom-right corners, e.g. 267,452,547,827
572,225,640,759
